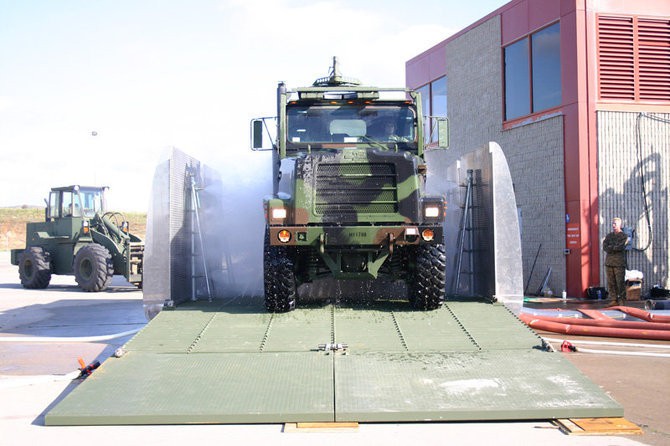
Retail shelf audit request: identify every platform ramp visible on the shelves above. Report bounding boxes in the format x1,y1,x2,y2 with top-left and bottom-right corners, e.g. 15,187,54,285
45,301,621,425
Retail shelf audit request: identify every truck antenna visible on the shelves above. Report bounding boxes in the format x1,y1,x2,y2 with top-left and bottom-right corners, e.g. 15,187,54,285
331,56,341,79
313,56,361,87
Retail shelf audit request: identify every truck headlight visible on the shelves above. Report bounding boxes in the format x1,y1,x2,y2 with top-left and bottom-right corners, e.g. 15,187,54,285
421,198,445,222
271,208,287,220
424,206,440,218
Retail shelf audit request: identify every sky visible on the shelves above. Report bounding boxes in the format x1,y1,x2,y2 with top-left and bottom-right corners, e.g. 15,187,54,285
0,0,507,211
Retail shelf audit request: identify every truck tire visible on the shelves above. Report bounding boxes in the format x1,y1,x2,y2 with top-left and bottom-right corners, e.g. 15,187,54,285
18,247,52,289
264,230,297,312
408,244,446,310
74,244,114,292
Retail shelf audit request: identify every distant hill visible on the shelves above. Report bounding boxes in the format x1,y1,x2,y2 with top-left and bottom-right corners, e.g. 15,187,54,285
1,205,43,209
0,208,147,251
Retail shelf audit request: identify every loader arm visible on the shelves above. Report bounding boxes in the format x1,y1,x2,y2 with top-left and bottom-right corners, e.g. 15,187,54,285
88,214,144,285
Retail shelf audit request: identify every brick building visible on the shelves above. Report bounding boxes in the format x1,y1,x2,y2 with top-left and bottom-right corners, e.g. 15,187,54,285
407,0,670,297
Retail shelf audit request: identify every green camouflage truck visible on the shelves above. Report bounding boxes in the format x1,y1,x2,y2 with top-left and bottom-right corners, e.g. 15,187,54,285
252,59,448,312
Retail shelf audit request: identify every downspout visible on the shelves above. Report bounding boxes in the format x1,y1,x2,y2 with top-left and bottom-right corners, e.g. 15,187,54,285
584,1,600,289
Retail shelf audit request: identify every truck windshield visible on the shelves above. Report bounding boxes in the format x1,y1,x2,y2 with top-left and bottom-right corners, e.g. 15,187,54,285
287,104,416,146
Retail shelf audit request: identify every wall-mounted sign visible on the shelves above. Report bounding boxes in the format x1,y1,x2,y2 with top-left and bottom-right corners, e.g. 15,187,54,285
566,223,580,248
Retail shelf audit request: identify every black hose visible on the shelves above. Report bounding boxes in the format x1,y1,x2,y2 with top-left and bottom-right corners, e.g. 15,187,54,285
632,113,666,252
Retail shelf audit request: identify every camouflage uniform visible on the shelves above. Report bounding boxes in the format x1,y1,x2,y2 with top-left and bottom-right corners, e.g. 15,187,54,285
603,231,628,305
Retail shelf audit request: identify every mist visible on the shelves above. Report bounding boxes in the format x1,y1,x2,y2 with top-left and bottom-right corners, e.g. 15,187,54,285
143,142,524,315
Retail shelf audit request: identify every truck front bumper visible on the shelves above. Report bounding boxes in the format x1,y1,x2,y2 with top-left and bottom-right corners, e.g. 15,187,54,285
268,225,444,247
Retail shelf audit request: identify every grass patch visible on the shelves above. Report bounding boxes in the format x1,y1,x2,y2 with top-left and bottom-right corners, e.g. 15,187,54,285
0,207,146,251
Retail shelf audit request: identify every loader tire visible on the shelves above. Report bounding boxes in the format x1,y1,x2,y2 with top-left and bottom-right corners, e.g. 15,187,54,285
408,244,446,310
74,244,114,292
18,247,52,289
264,230,297,312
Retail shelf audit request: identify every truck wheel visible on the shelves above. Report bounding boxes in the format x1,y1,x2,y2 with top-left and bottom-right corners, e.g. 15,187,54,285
264,231,297,312
408,244,446,310
18,247,51,289
264,255,297,312
74,244,114,292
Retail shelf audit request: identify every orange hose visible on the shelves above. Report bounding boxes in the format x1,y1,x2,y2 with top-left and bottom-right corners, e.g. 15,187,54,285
519,313,670,341
521,314,670,331
609,306,670,323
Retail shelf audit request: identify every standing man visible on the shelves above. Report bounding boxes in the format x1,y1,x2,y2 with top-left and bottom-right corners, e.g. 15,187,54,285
603,217,629,306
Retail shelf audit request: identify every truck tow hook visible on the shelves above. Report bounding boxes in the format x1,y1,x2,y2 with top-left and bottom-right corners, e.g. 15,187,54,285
387,233,395,256
319,233,326,255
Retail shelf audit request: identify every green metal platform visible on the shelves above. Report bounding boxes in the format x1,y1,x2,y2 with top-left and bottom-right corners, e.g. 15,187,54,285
45,301,622,425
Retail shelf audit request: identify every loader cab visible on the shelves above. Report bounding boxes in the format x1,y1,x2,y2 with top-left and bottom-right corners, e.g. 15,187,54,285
47,186,108,221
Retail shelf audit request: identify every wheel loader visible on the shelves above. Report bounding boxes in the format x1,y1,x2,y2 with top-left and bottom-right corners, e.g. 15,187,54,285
10,185,144,292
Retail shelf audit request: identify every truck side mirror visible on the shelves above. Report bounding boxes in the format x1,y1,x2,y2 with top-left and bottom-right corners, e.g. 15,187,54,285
251,119,264,150
437,118,449,149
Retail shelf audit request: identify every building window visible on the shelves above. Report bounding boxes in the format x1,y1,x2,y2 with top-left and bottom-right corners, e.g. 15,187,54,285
532,24,562,111
504,22,561,121
417,76,447,142
504,39,530,120
431,77,448,121
598,15,670,101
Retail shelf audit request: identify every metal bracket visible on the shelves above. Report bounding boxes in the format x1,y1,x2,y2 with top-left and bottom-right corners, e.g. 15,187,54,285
318,343,348,352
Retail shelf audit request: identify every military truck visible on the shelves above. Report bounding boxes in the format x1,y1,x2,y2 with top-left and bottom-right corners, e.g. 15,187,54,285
252,58,448,312
10,185,144,292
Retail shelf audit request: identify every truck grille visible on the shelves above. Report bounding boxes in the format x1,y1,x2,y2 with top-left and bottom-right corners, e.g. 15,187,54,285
314,163,398,216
